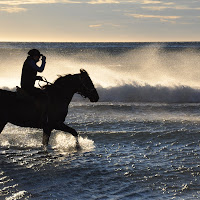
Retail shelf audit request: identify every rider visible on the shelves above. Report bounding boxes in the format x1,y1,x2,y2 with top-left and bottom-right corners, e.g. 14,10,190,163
21,49,46,97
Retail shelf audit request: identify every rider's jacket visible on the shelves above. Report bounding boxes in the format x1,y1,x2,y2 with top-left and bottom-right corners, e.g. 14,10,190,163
21,56,45,91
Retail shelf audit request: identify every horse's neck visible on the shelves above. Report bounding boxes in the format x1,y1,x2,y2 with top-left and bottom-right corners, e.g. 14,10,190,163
47,76,79,103
47,87,74,103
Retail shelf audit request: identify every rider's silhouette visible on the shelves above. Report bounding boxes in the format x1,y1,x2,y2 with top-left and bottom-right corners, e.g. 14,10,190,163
21,49,46,97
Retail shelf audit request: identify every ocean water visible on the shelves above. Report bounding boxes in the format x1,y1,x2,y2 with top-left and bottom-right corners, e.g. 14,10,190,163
0,42,200,199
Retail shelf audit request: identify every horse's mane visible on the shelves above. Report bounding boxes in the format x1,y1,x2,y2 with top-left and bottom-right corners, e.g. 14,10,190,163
44,69,89,89
43,74,75,90
54,74,73,85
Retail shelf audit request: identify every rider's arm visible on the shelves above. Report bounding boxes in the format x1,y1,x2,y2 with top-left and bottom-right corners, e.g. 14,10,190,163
29,58,46,72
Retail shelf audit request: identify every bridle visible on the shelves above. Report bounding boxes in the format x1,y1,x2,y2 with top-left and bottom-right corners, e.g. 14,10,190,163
78,73,96,98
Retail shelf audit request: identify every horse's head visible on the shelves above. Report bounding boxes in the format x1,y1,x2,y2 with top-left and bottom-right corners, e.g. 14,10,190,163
78,69,99,102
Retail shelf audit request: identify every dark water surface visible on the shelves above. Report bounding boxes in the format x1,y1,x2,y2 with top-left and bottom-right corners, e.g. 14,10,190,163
0,102,200,199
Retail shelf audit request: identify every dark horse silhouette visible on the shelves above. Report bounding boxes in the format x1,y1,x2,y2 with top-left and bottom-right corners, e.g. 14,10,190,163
0,69,99,148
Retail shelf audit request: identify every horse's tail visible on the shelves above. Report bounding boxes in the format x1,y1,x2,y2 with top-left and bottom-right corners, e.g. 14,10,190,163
0,89,14,132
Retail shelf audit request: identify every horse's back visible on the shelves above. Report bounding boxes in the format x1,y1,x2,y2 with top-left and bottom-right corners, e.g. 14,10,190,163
0,88,15,94
0,88,16,103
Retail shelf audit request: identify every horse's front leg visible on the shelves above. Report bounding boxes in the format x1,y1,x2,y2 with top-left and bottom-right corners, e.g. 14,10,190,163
55,122,78,137
42,125,52,149
55,122,80,149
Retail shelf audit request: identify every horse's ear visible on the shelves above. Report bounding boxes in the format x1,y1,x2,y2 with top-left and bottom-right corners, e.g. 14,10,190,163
80,69,87,74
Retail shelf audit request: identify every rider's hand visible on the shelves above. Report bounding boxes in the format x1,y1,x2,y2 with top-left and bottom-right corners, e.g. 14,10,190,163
42,55,46,62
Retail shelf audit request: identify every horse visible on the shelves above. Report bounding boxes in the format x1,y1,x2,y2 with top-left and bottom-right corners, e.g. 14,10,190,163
0,69,99,149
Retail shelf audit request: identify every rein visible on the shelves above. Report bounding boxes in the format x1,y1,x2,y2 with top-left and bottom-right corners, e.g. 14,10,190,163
38,76,52,89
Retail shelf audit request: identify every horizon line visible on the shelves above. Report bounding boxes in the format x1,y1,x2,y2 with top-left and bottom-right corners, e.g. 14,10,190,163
1,40,200,43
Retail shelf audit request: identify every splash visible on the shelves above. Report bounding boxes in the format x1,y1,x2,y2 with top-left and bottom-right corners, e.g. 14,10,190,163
54,46,200,89
1,44,200,89
0,125,42,148
0,125,95,153
50,132,95,153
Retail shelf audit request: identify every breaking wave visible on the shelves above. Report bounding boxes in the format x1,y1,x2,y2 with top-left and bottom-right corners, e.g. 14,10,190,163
96,84,200,103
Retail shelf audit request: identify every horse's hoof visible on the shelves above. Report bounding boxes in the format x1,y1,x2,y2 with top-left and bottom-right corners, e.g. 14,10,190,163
75,136,81,151
43,145,48,152
76,143,81,151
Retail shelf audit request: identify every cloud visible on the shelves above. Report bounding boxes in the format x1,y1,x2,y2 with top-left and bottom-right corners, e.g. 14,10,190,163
142,0,161,4
0,0,81,13
89,24,102,28
0,0,120,12
128,13,181,20
143,5,200,11
88,0,119,4
0,1,51,5
142,6,172,11
0,0,167,5
160,18,176,24
0,6,27,13
0,0,197,7
89,23,120,28
0,0,200,15
0,0,81,6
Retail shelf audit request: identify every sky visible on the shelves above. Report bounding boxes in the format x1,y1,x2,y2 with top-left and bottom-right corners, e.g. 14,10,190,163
0,0,200,42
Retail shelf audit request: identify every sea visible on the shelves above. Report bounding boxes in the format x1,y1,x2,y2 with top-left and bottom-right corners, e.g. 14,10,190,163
0,42,200,199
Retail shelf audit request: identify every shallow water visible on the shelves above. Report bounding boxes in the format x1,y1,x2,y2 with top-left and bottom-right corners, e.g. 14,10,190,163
0,102,200,199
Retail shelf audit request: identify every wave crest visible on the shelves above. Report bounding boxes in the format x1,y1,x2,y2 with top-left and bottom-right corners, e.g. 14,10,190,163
97,84,200,103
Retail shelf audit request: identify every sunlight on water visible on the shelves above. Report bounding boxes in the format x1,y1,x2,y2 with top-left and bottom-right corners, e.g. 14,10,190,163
5,191,27,200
